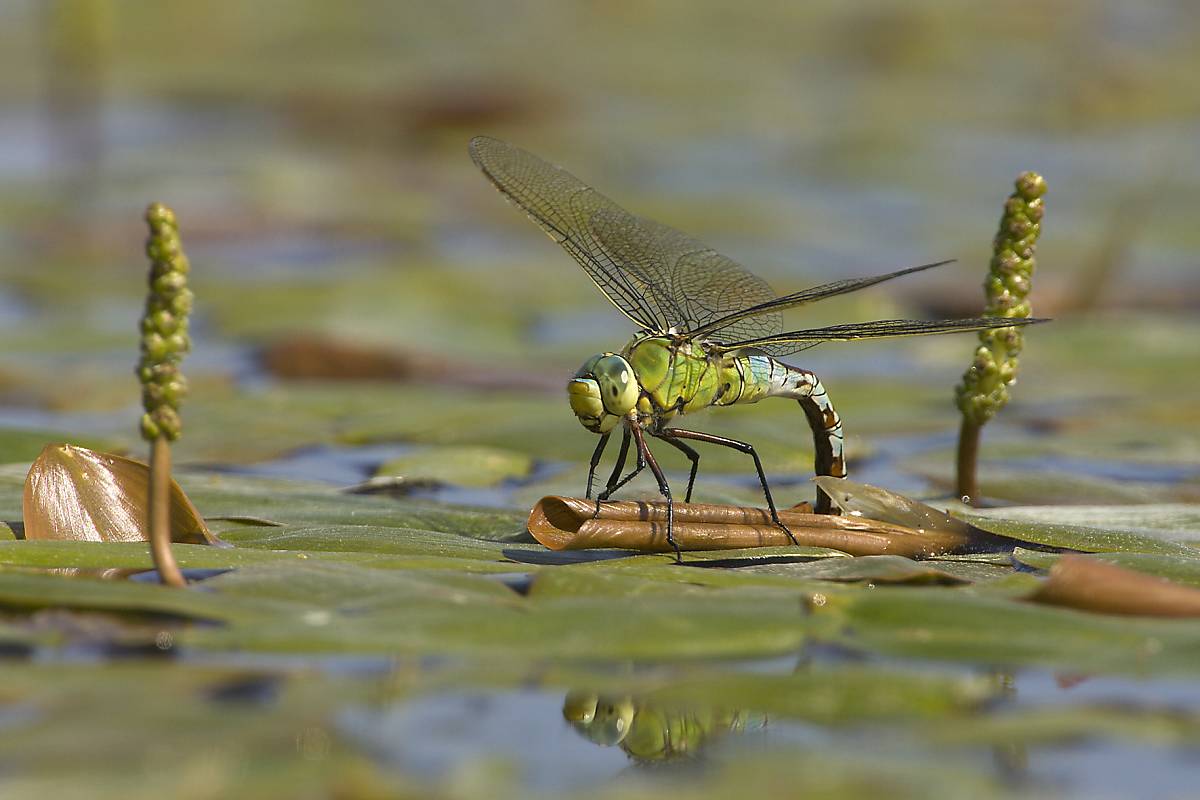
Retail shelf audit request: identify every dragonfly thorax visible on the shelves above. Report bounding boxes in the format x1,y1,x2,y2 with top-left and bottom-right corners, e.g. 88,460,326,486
567,352,638,434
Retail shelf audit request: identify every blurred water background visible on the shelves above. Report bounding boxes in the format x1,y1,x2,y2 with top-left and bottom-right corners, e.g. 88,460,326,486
0,0,1197,484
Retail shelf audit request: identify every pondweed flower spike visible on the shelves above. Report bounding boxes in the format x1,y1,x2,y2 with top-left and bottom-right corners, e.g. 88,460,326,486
955,172,1045,506
138,202,193,587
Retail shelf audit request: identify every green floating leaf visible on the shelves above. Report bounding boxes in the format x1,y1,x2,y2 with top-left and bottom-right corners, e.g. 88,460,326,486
181,473,526,540
929,703,1200,749
0,570,251,623
821,586,1200,676
960,507,1200,555
221,523,529,561
22,444,216,545
143,560,810,660
642,665,996,725
374,444,534,487
1,661,390,797
734,554,1008,585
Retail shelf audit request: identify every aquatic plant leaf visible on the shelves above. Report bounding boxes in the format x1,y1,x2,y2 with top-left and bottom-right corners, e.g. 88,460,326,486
374,444,533,487
735,554,1010,585
821,586,1200,676
972,504,1200,540
163,564,812,660
221,523,531,560
928,703,1200,749
180,473,526,540
641,665,996,724
956,508,1200,555
1,661,390,797
22,444,216,545
0,569,253,622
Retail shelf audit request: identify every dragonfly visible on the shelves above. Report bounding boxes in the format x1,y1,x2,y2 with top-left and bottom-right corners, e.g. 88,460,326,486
469,136,1042,558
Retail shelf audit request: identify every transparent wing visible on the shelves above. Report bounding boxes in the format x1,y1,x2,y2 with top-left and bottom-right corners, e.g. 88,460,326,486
729,317,1049,357
471,136,779,337
472,137,978,345
470,136,665,332
587,206,779,341
688,260,953,339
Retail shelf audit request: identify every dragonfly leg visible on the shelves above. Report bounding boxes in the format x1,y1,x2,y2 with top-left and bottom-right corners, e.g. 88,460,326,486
592,426,632,517
658,427,798,546
631,424,680,562
585,432,611,500
652,433,700,503
602,426,632,496
597,433,646,502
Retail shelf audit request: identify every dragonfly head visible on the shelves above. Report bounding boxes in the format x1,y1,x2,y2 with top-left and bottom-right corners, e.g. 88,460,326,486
568,353,638,434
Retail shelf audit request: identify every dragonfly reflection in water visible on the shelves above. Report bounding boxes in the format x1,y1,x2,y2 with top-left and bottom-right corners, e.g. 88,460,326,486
469,137,1041,558
563,690,765,763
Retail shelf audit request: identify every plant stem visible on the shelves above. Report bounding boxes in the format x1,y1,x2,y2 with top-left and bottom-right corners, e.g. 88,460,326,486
148,435,185,587
956,417,981,506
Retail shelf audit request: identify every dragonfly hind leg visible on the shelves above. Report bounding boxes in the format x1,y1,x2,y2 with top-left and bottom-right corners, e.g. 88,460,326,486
656,427,799,547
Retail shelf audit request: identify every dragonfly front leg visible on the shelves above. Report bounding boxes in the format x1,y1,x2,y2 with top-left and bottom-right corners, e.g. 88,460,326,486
601,426,632,498
585,431,611,500
592,426,632,517
597,423,646,502
631,424,680,562
657,427,799,547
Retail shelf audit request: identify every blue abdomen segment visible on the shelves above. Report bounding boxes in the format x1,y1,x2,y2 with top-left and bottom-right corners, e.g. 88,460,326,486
717,348,846,512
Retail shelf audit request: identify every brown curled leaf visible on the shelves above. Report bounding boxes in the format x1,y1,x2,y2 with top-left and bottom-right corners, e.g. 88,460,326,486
1029,554,1200,618
527,496,965,557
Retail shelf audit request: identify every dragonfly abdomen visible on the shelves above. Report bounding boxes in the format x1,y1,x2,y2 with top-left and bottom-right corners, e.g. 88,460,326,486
716,347,847,511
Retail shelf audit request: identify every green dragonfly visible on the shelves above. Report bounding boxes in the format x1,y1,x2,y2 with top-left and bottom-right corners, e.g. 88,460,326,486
469,136,1041,556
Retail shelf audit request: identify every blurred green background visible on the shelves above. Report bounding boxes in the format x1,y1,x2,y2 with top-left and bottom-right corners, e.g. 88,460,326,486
0,0,1197,490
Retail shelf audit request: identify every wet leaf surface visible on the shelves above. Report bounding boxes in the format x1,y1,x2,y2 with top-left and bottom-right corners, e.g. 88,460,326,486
375,445,534,487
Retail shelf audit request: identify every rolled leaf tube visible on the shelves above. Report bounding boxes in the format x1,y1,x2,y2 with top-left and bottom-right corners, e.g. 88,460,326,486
527,496,966,557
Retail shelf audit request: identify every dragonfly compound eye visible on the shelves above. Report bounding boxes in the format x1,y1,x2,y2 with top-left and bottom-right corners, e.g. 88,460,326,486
567,376,620,433
592,355,638,415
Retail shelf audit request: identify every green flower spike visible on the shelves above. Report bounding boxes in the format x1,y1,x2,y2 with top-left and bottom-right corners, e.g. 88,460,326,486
138,203,193,442
955,173,1045,505
138,202,193,587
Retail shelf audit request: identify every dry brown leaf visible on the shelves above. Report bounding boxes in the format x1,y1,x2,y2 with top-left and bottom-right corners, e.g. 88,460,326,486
528,496,965,556
22,443,217,545
1029,555,1200,617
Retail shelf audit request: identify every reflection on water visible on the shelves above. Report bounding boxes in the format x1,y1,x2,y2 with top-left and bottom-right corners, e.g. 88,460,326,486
329,660,1200,797
562,689,766,763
